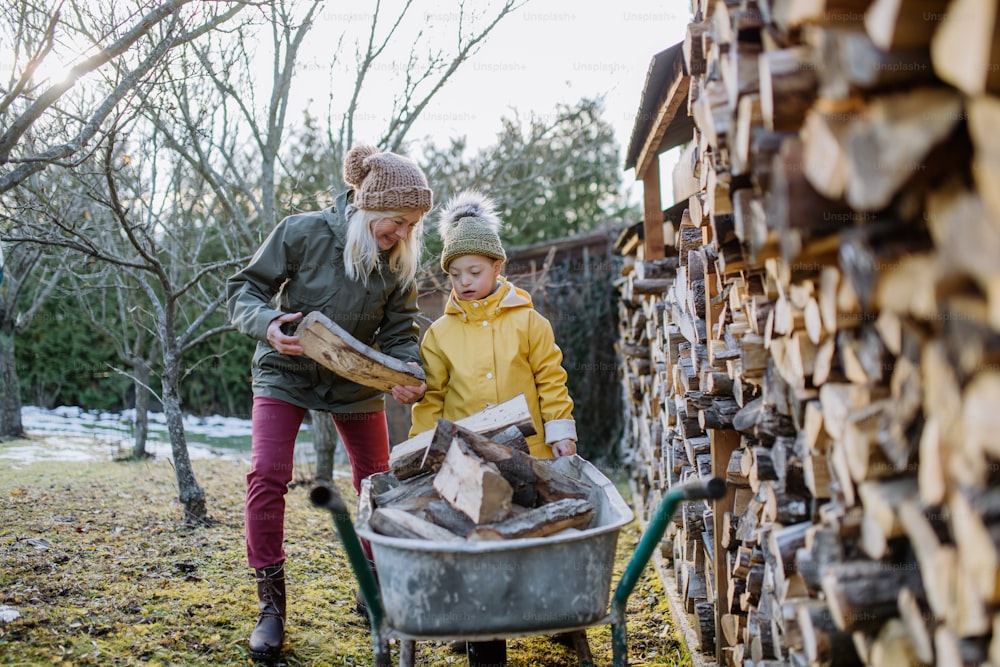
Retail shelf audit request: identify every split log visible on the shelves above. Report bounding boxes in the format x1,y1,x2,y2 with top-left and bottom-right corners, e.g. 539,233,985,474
795,598,862,666
821,558,923,633
487,424,531,454
468,498,594,540
930,0,1000,95
807,25,936,97
857,476,918,560
836,87,962,211
423,499,477,537
968,95,1000,227
897,498,956,624
389,394,535,479
370,507,463,542
864,0,950,50
766,521,810,586
684,21,710,76
797,525,845,594
934,625,991,667
769,0,871,34
529,458,593,504
695,599,717,653
433,439,513,524
436,420,540,507
732,396,796,443
768,138,851,261
295,310,425,391
949,486,1000,605
897,586,934,665
758,47,818,132
374,472,437,508
869,618,921,667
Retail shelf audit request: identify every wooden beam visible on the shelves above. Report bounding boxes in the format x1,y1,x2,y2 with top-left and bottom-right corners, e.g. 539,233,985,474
635,68,692,179
643,158,666,260
711,428,741,662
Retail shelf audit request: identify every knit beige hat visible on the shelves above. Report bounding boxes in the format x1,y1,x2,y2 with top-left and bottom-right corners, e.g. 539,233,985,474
342,144,433,212
438,191,506,271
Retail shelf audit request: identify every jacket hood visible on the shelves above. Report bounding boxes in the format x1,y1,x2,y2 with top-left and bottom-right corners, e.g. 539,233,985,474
444,277,532,318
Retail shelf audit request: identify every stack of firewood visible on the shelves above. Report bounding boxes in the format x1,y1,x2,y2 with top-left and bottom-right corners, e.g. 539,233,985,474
378,395,597,541
616,0,1000,665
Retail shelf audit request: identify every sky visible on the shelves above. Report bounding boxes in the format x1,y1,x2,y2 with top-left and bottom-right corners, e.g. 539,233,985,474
301,0,692,202
414,2,690,157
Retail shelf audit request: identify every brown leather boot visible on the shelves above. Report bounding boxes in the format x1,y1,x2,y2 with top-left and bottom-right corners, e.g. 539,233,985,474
249,564,286,662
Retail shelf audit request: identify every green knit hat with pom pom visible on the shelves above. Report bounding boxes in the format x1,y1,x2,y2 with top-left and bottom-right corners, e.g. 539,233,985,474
438,192,506,271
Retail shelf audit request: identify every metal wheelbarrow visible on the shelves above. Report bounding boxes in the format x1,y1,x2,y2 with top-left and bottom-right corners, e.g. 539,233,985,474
311,455,724,667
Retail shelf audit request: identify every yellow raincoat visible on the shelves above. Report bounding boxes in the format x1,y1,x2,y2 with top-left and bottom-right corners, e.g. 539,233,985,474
409,277,576,458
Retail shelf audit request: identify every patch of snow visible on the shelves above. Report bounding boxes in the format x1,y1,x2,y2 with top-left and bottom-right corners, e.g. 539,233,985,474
7,406,315,468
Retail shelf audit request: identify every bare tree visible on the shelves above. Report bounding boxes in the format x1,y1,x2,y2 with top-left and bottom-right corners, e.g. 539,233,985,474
0,0,247,441
0,235,62,438
6,118,242,521
67,265,160,460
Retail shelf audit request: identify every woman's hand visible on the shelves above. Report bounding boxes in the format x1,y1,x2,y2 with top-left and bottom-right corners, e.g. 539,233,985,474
391,362,426,404
266,312,304,355
550,439,577,457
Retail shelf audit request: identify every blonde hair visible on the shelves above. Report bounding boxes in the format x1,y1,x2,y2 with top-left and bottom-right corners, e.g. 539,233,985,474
343,207,424,288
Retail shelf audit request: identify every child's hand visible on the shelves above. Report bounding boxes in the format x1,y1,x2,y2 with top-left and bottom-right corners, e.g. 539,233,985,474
550,439,577,457
391,362,426,405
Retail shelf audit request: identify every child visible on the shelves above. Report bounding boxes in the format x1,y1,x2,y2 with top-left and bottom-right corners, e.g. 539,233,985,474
409,192,579,667
409,191,577,459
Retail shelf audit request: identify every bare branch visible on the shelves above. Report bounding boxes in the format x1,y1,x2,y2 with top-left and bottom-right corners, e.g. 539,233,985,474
16,263,66,333
0,5,62,117
180,307,232,353
0,0,195,162
0,19,179,195
342,0,415,149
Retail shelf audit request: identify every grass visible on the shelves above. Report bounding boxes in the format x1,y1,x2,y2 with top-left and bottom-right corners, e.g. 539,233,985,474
0,442,692,666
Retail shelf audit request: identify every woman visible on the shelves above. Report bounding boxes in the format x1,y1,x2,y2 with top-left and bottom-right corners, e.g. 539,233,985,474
226,144,430,662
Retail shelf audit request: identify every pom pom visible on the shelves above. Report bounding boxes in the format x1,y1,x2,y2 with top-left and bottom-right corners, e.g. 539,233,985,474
342,144,378,187
437,191,500,239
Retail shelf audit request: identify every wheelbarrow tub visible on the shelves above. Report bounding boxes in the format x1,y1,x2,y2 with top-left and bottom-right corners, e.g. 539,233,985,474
355,455,635,639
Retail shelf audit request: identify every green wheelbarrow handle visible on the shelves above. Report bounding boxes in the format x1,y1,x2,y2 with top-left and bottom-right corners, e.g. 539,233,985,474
310,483,392,667
610,476,726,667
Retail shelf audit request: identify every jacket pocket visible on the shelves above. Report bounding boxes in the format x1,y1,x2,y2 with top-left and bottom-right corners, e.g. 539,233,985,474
281,282,335,312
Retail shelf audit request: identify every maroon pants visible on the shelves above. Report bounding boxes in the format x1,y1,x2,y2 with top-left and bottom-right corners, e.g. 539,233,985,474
245,396,389,569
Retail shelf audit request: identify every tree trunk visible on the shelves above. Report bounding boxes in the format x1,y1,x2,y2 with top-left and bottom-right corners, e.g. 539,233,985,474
132,358,151,460
384,394,412,445
162,353,205,524
0,329,24,439
311,409,338,482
